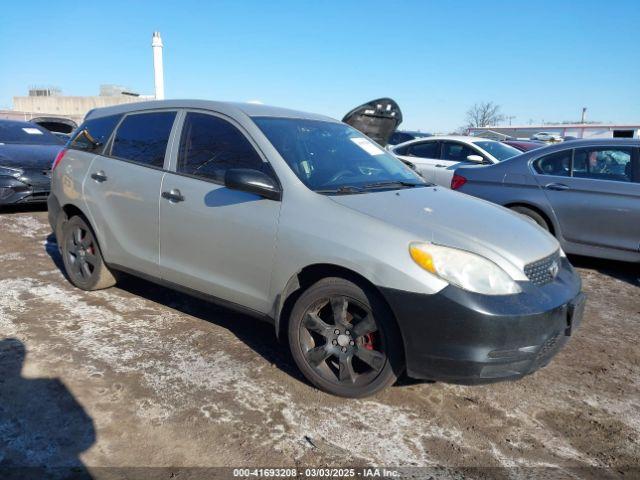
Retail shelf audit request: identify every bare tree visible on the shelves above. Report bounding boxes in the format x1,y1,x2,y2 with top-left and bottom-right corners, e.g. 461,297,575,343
465,102,504,128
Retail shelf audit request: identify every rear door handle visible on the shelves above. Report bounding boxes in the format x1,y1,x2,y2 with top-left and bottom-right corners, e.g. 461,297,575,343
161,189,185,203
545,183,569,191
435,164,447,168
91,171,107,182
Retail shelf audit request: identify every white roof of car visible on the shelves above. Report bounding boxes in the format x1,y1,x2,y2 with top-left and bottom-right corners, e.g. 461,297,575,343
390,135,493,150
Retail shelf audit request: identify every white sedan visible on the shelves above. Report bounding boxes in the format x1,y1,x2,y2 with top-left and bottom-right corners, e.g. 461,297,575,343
390,136,522,187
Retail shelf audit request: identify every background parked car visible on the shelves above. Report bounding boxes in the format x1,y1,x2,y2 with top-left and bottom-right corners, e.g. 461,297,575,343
388,130,432,146
452,139,640,263
390,136,521,187
531,132,562,142
0,119,63,206
502,139,546,152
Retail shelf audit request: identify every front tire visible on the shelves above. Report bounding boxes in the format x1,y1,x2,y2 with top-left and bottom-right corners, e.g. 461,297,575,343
288,277,403,398
61,216,116,291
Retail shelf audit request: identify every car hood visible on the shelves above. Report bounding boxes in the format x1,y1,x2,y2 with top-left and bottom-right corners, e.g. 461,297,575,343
328,186,559,274
342,98,402,147
0,144,63,170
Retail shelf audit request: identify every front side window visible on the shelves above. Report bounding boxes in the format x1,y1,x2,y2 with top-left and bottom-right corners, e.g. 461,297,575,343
254,117,424,192
572,147,633,182
407,141,439,158
533,150,571,177
111,111,176,167
177,112,267,182
69,114,123,153
441,142,478,162
474,141,520,161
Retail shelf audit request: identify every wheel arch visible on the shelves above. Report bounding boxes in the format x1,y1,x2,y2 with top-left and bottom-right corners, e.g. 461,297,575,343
274,263,403,347
504,201,558,236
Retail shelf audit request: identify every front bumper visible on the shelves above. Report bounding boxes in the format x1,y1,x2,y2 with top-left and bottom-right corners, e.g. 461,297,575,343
381,257,584,384
0,174,50,205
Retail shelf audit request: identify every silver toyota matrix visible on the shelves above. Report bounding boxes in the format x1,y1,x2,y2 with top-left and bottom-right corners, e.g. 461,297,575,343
48,100,585,397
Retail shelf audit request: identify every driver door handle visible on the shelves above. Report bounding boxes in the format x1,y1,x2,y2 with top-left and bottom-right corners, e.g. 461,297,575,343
435,164,447,168
161,189,185,203
545,183,569,191
91,171,107,182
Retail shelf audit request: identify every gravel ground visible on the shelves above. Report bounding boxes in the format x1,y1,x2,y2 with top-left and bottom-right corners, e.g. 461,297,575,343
0,208,638,479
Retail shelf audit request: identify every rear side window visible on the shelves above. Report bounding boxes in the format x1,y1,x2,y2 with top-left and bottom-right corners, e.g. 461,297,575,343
68,114,122,154
111,111,176,167
177,112,267,182
572,147,633,183
533,150,571,177
408,141,439,158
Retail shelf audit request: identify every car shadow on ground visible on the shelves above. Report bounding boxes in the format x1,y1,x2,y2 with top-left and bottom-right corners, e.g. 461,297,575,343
44,233,422,390
44,234,305,385
0,338,95,479
569,255,639,287
0,204,48,214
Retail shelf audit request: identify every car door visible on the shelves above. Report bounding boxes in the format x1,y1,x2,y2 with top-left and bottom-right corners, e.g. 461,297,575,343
83,110,178,277
534,146,640,253
436,141,486,187
159,110,281,314
393,140,441,183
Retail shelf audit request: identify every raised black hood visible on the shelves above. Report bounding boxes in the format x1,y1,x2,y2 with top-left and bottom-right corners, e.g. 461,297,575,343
0,144,63,170
342,98,402,147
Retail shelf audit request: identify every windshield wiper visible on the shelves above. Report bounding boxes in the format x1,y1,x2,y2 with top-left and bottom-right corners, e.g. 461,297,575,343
361,180,426,190
315,185,363,195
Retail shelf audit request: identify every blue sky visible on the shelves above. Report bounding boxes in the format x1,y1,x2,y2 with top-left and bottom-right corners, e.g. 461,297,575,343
1,0,638,131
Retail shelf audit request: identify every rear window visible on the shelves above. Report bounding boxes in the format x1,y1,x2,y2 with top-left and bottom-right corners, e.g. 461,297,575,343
110,111,176,168
408,141,439,158
0,121,62,145
533,150,571,176
68,114,123,154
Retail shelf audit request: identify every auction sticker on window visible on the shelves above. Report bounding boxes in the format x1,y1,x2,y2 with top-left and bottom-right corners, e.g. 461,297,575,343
350,137,384,155
22,127,43,135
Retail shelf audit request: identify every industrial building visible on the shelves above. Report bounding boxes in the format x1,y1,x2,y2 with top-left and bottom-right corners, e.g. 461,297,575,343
468,123,640,140
0,32,164,133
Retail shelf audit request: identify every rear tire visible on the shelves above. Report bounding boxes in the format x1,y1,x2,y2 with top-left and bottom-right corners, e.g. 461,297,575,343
288,277,403,398
510,206,550,232
61,216,116,291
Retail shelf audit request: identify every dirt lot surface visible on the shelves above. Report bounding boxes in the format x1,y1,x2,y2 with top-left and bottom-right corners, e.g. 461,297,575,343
0,208,638,479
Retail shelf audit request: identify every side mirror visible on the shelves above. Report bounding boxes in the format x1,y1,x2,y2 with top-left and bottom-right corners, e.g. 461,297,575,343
224,168,281,201
400,159,417,171
466,154,484,163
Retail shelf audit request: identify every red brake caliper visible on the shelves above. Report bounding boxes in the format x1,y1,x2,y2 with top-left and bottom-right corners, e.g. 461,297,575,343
362,333,375,351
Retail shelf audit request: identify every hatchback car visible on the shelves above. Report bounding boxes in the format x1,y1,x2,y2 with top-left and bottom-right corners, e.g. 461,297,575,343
453,139,640,263
48,100,584,397
0,119,64,205
390,136,521,187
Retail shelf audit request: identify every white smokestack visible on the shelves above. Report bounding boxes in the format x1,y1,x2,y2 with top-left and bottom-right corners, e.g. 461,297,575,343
152,31,165,100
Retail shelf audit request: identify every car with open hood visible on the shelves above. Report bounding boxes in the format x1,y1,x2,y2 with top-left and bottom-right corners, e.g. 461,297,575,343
48,100,585,397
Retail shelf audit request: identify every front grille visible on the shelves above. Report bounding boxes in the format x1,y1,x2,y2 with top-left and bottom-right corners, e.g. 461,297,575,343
524,251,560,286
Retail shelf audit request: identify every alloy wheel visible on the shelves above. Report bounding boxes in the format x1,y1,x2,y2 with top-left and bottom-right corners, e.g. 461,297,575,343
299,296,386,386
65,225,97,281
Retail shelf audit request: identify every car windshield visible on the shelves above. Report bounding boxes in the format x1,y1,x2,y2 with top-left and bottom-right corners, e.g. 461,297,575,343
473,141,521,161
0,122,63,145
254,117,426,193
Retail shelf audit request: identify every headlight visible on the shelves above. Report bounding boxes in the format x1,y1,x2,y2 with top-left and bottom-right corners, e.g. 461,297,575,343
409,242,521,295
0,166,23,178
